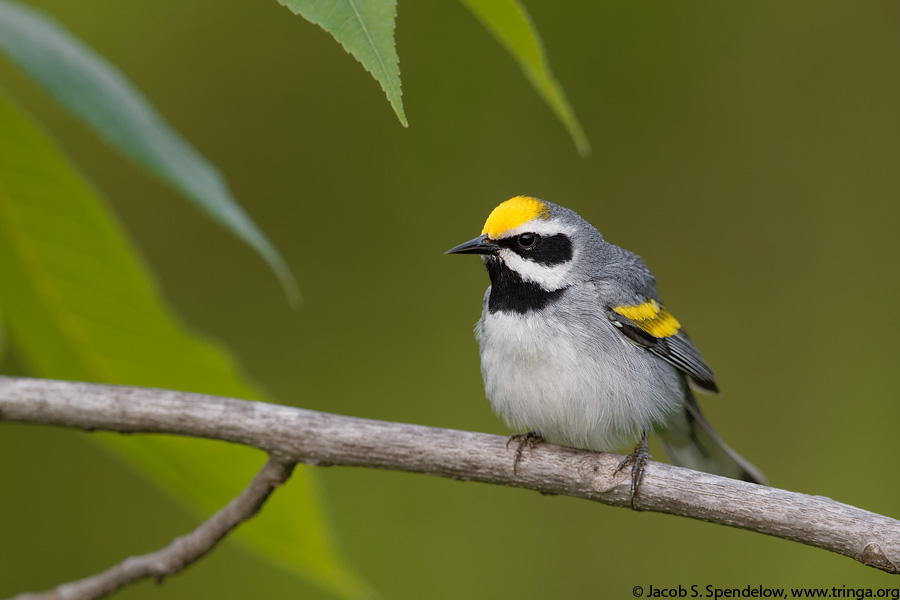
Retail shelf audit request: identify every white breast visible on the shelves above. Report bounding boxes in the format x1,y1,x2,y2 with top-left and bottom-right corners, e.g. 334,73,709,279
475,288,684,452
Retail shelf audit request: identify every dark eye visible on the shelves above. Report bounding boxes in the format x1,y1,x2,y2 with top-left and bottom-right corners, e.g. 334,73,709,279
517,232,539,249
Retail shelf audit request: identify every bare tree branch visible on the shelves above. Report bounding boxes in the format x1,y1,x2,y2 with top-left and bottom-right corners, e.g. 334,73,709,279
9,457,295,600
1,374,898,583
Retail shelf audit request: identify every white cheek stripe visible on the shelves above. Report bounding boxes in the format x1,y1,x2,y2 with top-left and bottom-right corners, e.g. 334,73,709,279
493,220,578,292
499,248,575,291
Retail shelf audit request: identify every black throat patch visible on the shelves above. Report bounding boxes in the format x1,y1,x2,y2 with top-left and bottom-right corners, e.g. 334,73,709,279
484,257,568,314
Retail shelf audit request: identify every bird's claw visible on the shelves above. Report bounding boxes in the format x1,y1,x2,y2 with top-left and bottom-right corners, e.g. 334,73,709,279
613,437,652,508
507,431,545,475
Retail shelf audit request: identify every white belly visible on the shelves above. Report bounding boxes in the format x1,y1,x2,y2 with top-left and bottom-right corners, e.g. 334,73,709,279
476,305,684,452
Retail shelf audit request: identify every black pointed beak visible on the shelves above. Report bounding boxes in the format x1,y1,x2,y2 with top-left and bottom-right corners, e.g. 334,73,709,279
445,235,500,255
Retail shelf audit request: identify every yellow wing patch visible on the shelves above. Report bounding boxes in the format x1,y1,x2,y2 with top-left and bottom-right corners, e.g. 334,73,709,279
482,196,550,239
613,299,681,338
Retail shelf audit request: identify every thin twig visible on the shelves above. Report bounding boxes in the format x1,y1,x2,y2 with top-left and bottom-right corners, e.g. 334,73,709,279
10,457,295,600
1,375,898,577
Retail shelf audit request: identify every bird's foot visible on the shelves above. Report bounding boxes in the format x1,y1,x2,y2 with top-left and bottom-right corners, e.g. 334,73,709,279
613,435,652,508
506,431,545,475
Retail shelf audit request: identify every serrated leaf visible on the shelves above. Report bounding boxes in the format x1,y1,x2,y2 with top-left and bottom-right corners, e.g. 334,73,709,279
279,0,406,126
0,0,300,305
0,92,369,600
460,0,590,157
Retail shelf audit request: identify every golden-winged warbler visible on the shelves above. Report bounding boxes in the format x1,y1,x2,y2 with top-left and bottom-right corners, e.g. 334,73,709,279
447,196,765,496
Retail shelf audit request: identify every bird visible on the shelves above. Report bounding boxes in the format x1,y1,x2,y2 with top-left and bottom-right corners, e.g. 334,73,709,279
446,196,765,499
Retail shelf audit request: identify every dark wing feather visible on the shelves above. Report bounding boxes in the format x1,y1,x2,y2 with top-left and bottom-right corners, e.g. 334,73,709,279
607,308,719,394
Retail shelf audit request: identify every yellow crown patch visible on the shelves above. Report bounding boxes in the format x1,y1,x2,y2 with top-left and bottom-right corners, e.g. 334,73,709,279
482,196,550,239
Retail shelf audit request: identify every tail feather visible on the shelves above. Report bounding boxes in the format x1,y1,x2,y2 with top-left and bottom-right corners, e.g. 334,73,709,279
658,393,767,485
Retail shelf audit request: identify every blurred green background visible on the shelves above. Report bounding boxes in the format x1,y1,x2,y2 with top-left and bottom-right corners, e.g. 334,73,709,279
2,0,900,597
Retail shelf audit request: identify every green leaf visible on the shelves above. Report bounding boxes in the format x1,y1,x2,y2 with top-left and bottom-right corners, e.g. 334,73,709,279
460,0,590,157
279,0,406,126
0,0,300,305
0,92,369,600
